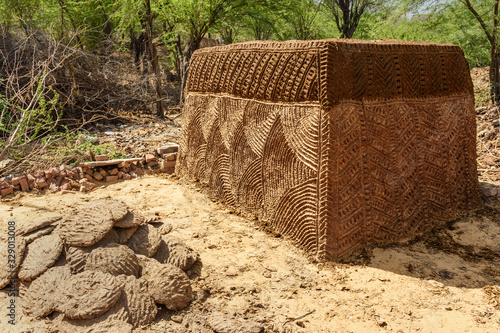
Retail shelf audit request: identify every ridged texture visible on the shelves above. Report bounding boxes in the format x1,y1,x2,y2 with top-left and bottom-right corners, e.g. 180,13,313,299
57,270,122,320
153,235,199,271
84,243,140,277
125,224,161,257
18,234,63,281
0,235,26,289
178,39,480,260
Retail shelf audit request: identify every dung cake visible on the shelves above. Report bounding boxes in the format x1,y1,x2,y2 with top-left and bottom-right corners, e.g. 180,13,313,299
176,39,480,260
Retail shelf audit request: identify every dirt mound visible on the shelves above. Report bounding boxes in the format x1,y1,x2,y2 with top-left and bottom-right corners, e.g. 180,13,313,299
1,198,199,330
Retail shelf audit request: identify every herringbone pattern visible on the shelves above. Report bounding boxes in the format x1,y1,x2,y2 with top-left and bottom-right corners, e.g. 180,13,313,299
178,39,480,260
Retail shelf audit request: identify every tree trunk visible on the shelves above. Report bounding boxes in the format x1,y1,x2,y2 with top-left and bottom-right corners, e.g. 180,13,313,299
144,0,163,117
491,47,500,104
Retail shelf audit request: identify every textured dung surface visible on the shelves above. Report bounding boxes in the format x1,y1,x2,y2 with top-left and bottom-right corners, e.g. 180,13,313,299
126,224,161,257
56,207,115,247
153,235,199,271
19,216,62,235
56,317,133,333
21,266,72,318
114,211,144,228
115,226,138,244
23,224,57,244
88,199,128,222
116,275,158,328
84,243,140,277
66,245,92,274
143,215,161,224
57,270,122,319
65,230,119,274
177,39,480,260
142,262,192,310
18,233,63,281
0,236,26,289
158,222,173,235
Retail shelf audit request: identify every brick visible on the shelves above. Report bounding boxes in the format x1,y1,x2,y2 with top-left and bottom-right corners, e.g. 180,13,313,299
49,183,60,193
122,173,131,180
99,169,107,177
1,186,14,197
60,183,72,191
19,178,29,191
163,153,177,161
161,167,175,174
50,167,60,177
157,143,179,155
147,161,158,167
95,154,109,161
145,154,156,163
27,173,36,183
93,171,104,181
161,160,176,170
44,170,53,179
0,181,9,189
35,171,45,178
135,168,143,175
117,171,123,179
117,161,129,169
129,171,137,178
79,180,96,191
35,178,48,189
13,185,20,191
84,174,94,182
109,168,118,175
106,175,118,183
12,175,23,186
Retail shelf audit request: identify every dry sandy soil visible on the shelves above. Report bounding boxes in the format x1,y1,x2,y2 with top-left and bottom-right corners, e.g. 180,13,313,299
0,174,499,333
0,68,500,332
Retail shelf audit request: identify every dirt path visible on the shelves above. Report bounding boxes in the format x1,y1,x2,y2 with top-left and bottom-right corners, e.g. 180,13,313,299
1,175,499,333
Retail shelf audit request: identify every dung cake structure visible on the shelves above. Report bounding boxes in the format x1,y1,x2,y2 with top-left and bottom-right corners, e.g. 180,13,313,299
176,39,481,260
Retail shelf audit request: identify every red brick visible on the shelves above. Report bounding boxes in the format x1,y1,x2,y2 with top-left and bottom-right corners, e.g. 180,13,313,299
156,144,179,155
49,183,60,193
35,178,48,189
27,173,36,183
19,178,29,191
60,183,72,191
145,154,156,163
106,175,118,182
117,161,129,168
122,173,132,180
98,169,107,177
44,170,53,179
35,171,45,178
93,171,104,181
84,174,94,181
95,154,109,161
12,175,23,186
129,171,137,178
109,168,119,175
1,186,14,197
79,180,96,191
117,171,123,179
135,168,143,175
0,181,9,189
50,167,59,177
161,167,175,174
13,185,20,191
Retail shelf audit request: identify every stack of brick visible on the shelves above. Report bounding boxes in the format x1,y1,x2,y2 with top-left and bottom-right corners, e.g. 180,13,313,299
157,143,179,174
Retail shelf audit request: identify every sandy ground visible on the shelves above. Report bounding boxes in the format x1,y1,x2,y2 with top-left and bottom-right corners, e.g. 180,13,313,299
0,174,499,333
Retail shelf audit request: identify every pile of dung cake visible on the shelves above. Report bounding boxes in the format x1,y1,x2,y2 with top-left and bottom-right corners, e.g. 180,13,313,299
0,199,199,332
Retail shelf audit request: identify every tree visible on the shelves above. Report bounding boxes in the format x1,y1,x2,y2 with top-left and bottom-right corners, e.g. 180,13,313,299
322,0,374,38
460,0,499,104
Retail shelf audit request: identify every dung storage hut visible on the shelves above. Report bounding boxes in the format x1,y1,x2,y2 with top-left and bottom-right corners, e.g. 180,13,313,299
176,39,480,260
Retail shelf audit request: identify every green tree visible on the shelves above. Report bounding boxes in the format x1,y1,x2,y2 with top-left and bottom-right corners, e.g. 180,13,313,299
322,0,374,38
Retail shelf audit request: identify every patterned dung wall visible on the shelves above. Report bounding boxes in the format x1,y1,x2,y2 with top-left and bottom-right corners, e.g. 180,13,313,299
177,39,480,260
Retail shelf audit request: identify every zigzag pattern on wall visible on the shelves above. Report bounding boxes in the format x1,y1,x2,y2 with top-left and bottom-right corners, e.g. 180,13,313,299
178,39,480,260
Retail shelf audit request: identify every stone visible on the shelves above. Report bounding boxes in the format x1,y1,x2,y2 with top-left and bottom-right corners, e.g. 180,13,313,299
106,175,119,182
